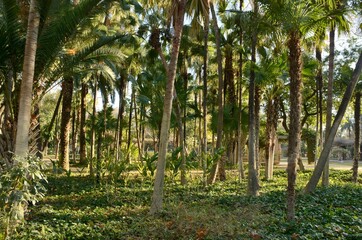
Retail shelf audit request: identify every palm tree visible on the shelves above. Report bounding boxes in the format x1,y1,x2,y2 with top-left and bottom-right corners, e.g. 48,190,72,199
321,0,350,186
59,76,73,171
149,0,188,214
14,0,40,157
247,0,260,196
207,1,225,184
259,0,323,220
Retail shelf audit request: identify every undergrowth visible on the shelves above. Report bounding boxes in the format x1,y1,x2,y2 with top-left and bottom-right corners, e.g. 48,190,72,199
8,169,362,239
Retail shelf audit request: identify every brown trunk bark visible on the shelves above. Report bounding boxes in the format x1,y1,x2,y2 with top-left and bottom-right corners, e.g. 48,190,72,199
286,30,302,221
304,52,362,192
59,77,74,171
79,83,88,164
352,92,360,183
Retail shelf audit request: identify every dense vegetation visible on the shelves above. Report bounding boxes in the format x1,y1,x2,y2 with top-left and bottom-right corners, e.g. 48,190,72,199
7,170,362,239
1,0,362,239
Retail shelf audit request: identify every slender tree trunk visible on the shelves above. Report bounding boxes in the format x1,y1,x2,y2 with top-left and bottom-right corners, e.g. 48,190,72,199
127,85,134,162
134,92,142,162
265,96,278,180
174,94,187,185
286,31,302,221
323,27,335,186
71,108,77,163
255,86,261,176
353,92,360,183
247,0,259,196
305,52,362,192
237,0,245,181
42,92,63,152
316,47,323,163
202,4,210,186
79,83,87,164
90,80,97,176
59,77,73,171
207,2,225,184
150,0,186,214
14,0,40,157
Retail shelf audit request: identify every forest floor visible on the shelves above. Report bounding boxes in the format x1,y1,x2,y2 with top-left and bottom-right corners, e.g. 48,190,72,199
8,165,362,240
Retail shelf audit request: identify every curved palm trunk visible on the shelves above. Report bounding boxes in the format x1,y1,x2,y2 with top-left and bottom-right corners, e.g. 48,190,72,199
79,83,88,164
59,77,74,171
323,27,335,186
14,0,40,157
207,2,225,184
150,0,186,214
353,92,360,183
305,52,362,193
286,31,302,221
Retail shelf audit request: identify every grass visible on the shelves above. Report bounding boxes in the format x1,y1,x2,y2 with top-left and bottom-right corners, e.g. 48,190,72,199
10,169,362,240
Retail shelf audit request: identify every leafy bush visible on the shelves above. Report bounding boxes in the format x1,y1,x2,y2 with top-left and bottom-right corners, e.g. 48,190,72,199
0,155,47,238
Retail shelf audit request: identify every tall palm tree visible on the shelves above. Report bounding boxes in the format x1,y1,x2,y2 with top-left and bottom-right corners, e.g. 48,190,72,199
207,1,225,184
248,0,260,196
321,0,350,186
260,0,322,220
14,0,40,157
149,0,188,214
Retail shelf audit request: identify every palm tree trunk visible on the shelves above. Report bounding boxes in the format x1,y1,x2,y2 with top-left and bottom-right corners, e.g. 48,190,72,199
255,86,261,176
207,2,225,184
202,4,210,186
90,79,97,176
265,96,278,180
237,0,245,181
323,27,335,186
79,83,87,164
150,0,186,214
127,85,135,162
247,0,259,196
353,92,360,183
14,0,40,157
59,77,74,171
316,47,323,163
286,30,302,221
304,53,362,192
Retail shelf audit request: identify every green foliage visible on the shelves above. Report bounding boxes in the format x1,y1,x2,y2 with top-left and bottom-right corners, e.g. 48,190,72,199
6,169,362,239
0,155,47,238
138,152,158,178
